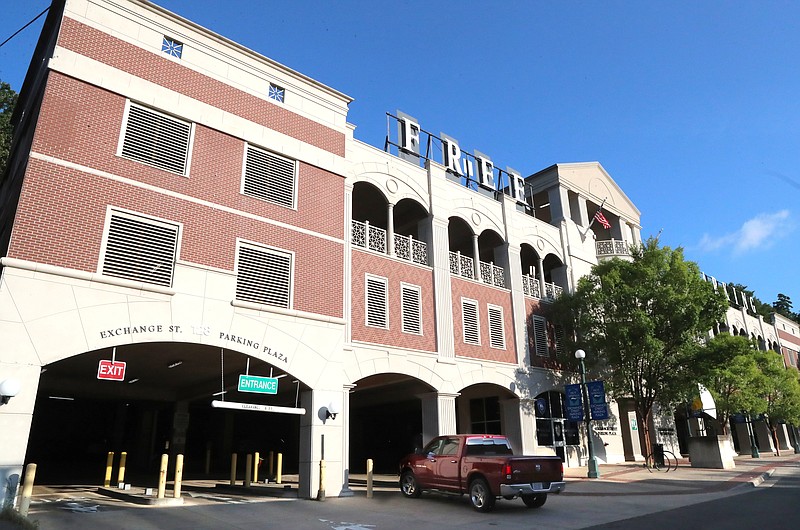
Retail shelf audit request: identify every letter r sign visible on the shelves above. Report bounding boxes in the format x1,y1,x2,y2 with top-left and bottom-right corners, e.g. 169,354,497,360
97,360,126,381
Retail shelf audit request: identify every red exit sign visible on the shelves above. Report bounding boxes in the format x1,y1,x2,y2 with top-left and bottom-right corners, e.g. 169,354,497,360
97,360,126,381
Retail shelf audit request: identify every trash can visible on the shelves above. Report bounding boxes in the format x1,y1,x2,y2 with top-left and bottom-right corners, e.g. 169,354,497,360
653,443,664,467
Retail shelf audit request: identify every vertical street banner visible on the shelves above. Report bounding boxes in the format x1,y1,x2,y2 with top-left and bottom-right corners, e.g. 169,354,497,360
564,384,584,421
586,380,609,420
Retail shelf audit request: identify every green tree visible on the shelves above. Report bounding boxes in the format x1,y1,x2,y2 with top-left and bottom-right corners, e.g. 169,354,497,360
699,334,764,435
0,81,18,175
755,351,800,455
772,293,799,322
550,237,728,456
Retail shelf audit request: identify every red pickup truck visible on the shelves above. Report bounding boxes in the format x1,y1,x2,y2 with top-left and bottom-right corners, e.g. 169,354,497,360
398,434,565,512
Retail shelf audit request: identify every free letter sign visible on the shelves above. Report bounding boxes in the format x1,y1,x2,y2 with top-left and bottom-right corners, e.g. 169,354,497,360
97,360,126,381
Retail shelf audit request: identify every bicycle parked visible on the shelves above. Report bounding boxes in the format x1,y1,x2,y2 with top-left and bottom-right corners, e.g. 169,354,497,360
644,447,678,472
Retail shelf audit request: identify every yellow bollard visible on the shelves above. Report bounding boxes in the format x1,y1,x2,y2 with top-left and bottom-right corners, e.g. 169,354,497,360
276,452,283,484
18,463,37,517
244,454,252,488
117,451,127,487
230,453,238,486
367,458,374,499
268,450,274,479
157,453,169,499
173,454,184,499
253,452,259,483
317,459,326,501
104,451,115,487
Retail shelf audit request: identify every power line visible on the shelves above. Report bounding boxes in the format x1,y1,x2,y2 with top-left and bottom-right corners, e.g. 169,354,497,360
0,7,50,49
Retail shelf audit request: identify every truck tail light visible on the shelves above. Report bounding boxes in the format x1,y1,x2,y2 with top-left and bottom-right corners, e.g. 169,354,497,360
503,463,512,479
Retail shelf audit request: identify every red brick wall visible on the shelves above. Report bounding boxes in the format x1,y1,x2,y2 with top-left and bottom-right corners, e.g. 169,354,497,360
10,158,343,318
450,277,516,364
350,250,437,352
57,17,345,156
524,298,565,370
29,73,343,240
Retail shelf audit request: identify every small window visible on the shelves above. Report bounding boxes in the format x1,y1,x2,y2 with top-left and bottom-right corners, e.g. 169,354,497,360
236,242,293,309
462,298,480,345
532,315,548,357
100,209,179,287
161,36,183,58
401,283,422,335
243,144,297,208
469,397,502,434
119,102,193,175
268,83,285,103
488,304,505,349
366,275,388,328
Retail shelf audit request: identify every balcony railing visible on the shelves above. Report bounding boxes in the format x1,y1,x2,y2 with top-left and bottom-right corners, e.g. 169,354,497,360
522,274,563,300
351,220,428,265
394,233,428,265
596,239,630,258
449,251,505,288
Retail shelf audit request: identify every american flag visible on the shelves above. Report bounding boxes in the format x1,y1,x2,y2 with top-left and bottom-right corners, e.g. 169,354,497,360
594,210,611,229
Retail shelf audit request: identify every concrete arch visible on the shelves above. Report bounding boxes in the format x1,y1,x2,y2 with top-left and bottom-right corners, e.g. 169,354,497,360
350,163,429,210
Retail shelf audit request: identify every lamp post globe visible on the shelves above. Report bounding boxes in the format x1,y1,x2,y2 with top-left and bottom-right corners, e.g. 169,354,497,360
574,350,600,478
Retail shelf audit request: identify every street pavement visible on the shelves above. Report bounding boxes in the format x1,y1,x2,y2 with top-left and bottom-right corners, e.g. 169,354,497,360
4,452,799,529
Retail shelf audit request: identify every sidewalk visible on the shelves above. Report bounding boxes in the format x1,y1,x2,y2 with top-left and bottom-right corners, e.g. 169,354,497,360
560,452,800,496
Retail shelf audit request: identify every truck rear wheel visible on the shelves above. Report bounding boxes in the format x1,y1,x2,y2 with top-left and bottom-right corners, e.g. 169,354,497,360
469,478,496,512
400,471,422,498
522,493,547,508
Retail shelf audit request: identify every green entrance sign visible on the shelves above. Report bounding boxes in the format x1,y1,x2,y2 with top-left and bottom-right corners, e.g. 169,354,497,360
238,374,278,394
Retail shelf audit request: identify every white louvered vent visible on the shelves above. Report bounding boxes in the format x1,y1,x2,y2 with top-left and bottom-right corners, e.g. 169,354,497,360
401,284,422,335
120,103,192,175
236,244,292,308
533,316,548,357
243,144,296,208
488,305,505,349
462,299,480,345
366,276,388,328
554,324,565,356
102,211,178,287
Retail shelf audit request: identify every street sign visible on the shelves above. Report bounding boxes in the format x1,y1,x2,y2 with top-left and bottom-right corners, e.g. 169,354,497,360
97,359,126,381
238,374,278,394
564,384,584,421
586,380,609,420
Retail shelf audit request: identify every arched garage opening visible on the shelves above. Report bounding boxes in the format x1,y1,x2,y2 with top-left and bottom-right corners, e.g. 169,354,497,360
349,373,434,474
456,383,520,447
28,342,309,483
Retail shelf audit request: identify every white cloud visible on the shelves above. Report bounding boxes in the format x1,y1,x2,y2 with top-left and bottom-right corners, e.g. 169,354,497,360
697,210,791,255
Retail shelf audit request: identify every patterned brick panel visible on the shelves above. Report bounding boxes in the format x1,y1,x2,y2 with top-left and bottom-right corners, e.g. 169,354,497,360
9,158,343,319
31,73,343,239
350,250,437,353
450,277,516,364
57,17,345,156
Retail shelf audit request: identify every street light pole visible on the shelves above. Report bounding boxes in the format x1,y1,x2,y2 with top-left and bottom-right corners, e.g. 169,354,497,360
575,349,600,478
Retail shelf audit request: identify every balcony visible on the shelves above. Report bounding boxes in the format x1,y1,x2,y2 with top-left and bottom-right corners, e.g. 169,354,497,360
596,239,630,260
449,251,505,288
522,274,563,300
351,220,428,266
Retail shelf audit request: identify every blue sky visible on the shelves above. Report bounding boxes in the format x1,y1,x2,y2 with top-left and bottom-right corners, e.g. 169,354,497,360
2,1,799,310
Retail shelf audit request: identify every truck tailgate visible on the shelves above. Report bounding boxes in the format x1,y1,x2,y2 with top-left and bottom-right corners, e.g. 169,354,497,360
505,456,563,483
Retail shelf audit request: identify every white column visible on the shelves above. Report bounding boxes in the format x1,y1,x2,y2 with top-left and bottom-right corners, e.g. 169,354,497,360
339,383,356,496
431,217,455,361
386,202,395,257
536,256,546,295
0,363,40,508
472,233,481,281
506,244,528,366
343,184,353,344
420,392,459,444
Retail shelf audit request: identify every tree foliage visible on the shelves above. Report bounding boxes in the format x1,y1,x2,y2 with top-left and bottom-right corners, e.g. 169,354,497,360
756,350,800,455
699,334,764,434
773,293,800,323
550,237,728,454
0,81,18,175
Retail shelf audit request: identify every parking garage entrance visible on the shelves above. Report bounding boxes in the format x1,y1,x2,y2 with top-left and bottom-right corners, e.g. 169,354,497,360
26,343,307,484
